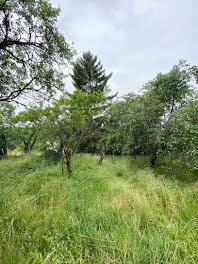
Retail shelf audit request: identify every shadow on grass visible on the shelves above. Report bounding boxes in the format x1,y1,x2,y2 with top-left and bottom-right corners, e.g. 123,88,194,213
4,153,59,174
154,156,198,185
127,155,198,185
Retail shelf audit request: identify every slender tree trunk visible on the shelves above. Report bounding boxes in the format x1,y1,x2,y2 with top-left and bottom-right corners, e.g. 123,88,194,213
2,145,7,157
63,149,73,176
150,149,157,168
23,137,32,153
62,155,65,176
24,142,29,153
170,98,175,114
65,152,73,176
29,134,38,152
23,131,38,153
2,134,7,158
98,151,104,165
58,141,64,154
0,147,3,157
133,151,137,159
0,134,7,158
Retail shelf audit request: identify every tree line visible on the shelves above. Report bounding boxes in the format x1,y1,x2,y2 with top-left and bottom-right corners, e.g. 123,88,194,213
0,0,198,176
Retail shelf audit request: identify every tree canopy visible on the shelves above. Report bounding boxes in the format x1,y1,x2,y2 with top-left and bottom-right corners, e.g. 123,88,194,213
0,0,73,103
100,61,198,167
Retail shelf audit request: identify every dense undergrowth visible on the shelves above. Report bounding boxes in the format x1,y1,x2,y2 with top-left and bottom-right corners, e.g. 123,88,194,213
0,153,198,263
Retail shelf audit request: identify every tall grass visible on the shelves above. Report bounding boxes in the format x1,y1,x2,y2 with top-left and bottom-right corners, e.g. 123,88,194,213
0,154,198,263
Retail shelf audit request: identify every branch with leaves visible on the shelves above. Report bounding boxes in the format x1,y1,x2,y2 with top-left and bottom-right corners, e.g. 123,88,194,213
0,0,73,103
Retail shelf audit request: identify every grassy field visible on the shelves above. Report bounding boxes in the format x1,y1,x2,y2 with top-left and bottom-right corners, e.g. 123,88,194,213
0,153,198,264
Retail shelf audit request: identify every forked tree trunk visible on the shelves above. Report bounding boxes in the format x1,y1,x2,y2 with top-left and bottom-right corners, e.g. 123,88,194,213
98,151,105,165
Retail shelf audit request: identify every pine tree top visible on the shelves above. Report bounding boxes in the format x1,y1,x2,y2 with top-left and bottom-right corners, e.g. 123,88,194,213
71,51,112,95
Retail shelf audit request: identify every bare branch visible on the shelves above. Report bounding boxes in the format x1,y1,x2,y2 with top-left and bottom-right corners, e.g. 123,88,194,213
0,39,44,49
2,47,26,66
0,75,38,102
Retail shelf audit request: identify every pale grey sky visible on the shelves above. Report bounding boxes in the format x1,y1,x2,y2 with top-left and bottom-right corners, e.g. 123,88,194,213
51,0,198,96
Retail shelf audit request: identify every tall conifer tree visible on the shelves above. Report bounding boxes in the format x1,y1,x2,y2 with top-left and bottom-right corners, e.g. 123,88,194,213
71,51,112,95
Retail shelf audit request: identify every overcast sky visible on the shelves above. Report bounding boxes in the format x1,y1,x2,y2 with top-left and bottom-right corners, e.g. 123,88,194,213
51,0,198,96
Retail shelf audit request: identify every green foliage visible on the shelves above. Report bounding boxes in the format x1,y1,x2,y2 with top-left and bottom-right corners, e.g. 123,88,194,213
100,61,198,167
71,51,112,94
41,89,107,175
98,96,133,155
70,51,114,155
144,60,195,113
0,0,73,102
41,149,61,165
13,105,44,152
163,98,198,168
42,90,106,151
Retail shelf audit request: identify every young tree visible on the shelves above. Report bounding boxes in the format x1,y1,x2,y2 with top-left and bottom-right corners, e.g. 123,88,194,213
142,60,197,166
124,93,164,166
145,60,195,115
0,0,73,103
43,90,106,176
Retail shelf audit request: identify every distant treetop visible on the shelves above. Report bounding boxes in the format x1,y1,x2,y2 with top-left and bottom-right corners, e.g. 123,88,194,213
71,51,112,95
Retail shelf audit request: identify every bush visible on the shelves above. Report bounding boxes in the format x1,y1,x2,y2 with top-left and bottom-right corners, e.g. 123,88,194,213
41,150,61,165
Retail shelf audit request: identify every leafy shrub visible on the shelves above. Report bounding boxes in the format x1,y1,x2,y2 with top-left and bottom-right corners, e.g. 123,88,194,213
41,150,61,165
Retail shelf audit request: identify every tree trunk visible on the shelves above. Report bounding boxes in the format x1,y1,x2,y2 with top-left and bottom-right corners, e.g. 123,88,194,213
23,137,31,153
2,145,7,157
98,151,104,165
29,134,38,152
0,133,7,158
63,149,73,176
0,146,7,158
133,151,137,159
150,149,157,168
24,143,29,153
65,153,73,176
62,155,65,176
58,141,64,154
23,132,36,153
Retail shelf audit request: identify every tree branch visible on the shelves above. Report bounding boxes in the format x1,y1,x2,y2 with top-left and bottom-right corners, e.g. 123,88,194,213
0,40,44,50
0,75,38,102
2,47,26,66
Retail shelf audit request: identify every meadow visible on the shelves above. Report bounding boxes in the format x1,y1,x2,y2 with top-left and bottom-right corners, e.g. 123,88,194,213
0,153,198,264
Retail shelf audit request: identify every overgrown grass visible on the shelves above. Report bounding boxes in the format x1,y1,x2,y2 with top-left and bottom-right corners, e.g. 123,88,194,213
0,154,198,263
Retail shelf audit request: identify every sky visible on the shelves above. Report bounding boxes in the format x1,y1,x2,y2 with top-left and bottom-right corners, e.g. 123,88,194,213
51,0,198,96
